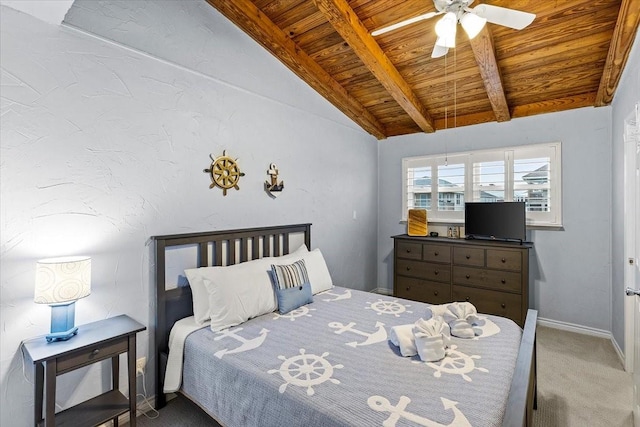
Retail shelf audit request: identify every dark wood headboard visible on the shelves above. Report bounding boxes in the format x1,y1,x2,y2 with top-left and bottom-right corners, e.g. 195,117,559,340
150,223,311,408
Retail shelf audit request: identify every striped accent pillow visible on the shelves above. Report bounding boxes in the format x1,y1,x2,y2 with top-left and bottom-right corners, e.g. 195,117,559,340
271,260,310,290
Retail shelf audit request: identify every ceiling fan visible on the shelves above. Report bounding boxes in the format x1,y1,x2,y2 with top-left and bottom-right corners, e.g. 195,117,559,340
371,0,536,58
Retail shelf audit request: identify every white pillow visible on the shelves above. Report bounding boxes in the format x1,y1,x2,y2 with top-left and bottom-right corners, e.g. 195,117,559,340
184,244,308,325
204,258,276,331
301,249,334,294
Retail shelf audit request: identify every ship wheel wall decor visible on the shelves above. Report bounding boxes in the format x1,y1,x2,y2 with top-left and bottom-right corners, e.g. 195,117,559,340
203,150,245,196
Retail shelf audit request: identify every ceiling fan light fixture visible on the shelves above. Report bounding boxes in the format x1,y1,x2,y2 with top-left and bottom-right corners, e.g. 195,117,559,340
460,12,486,39
431,44,449,58
435,12,457,48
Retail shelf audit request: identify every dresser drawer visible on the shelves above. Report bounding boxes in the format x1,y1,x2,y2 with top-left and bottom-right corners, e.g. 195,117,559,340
57,337,128,374
396,276,451,304
452,266,522,293
486,249,522,271
453,247,485,267
396,241,422,260
422,244,451,263
397,259,451,283
452,285,522,325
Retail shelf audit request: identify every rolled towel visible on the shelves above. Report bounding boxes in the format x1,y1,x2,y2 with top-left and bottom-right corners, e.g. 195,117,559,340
389,324,417,357
443,302,481,338
413,317,450,362
425,303,450,320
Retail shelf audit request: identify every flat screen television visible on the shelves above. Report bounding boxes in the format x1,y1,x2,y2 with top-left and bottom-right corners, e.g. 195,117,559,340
464,202,526,242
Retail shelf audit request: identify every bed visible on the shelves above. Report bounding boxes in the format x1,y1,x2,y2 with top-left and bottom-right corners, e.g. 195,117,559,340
151,224,537,427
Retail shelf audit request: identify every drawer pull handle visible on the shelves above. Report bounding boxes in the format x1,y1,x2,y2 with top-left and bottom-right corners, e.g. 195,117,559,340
501,303,506,309
406,249,411,253
434,291,439,296
465,296,470,302
501,258,506,263
465,274,470,279
406,287,410,291
501,279,506,284
466,255,470,259
434,252,439,256
406,266,411,271
91,349,100,356
434,270,439,275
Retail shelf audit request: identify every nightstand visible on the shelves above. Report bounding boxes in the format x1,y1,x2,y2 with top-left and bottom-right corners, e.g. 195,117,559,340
22,315,146,427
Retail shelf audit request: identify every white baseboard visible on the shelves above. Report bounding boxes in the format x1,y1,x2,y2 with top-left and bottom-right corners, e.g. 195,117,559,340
537,317,626,366
371,287,393,295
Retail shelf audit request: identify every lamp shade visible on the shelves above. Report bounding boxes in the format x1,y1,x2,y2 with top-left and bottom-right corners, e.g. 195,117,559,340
34,256,91,304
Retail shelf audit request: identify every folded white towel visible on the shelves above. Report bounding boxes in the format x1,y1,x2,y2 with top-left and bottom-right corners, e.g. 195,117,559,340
413,317,450,362
425,303,450,319
443,302,481,338
389,324,417,357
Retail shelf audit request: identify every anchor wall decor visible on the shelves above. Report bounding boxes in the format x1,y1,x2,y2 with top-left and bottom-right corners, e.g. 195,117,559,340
265,163,284,197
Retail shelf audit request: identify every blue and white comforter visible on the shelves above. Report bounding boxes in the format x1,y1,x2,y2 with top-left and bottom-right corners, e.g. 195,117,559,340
181,287,522,427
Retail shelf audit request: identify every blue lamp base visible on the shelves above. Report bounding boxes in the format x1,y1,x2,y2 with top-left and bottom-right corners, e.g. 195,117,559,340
46,302,79,342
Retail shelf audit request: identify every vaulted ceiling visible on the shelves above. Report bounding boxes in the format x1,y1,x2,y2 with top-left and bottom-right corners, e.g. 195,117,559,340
206,0,639,139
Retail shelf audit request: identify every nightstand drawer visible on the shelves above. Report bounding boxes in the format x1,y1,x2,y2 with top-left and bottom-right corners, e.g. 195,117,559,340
396,241,423,260
397,259,450,283
486,249,522,271
422,244,451,263
453,247,485,266
396,276,451,304
57,337,128,374
453,266,522,293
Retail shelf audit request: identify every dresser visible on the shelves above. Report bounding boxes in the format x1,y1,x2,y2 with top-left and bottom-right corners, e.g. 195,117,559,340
393,235,532,326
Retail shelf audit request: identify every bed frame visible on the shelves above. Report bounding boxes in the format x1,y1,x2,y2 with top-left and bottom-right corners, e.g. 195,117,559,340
151,223,537,426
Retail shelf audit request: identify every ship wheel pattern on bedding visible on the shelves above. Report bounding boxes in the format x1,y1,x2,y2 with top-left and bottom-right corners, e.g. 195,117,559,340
203,150,245,196
268,349,343,396
413,345,488,382
365,299,412,317
272,305,315,321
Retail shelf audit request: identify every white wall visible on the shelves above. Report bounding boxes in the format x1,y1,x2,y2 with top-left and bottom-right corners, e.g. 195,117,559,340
611,29,640,350
0,5,377,426
378,106,613,332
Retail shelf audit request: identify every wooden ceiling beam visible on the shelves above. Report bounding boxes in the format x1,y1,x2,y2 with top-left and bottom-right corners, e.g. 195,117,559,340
313,0,435,133
468,26,511,122
205,0,387,139
595,0,640,106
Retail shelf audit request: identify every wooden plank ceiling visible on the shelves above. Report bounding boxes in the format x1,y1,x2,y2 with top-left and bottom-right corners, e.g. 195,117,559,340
206,0,640,139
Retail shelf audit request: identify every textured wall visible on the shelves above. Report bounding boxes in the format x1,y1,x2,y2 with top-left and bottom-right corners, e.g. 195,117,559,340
611,29,640,351
377,106,613,332
0,5,377,426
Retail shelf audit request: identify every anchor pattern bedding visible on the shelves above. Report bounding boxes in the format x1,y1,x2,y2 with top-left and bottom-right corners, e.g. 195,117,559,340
180,287,521,427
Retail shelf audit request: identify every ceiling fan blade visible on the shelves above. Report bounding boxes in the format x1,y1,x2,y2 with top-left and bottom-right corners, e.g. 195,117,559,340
472,4,535,30
431,44,449,58
371,12,439,36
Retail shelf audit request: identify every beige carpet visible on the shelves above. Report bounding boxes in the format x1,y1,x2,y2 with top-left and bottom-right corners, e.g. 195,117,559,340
533,326,634,427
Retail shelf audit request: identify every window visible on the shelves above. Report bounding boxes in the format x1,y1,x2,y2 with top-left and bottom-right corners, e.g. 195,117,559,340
402,142,562,227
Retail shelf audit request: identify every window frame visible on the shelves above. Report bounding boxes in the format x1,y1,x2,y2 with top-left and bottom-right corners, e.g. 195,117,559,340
401,142,562,227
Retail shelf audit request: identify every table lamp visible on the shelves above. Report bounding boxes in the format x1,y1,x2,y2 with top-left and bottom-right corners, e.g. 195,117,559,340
34,256,91,342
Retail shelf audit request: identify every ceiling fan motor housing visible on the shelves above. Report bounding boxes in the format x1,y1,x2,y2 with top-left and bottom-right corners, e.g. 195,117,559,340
434,0,475,17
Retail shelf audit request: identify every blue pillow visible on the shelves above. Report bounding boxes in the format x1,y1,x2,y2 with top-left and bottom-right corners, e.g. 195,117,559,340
275,282,313,314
